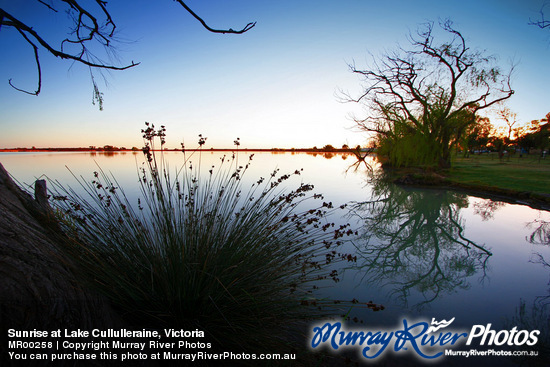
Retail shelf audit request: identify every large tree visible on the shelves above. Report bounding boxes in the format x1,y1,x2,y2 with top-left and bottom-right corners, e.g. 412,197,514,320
345,20,514,169
0,1,255,109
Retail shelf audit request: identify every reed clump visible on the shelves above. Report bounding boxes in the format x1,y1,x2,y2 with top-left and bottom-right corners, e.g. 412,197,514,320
50,123,352,351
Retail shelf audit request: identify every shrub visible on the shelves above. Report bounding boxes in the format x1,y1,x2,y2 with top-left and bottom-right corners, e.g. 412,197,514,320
50,123,351,351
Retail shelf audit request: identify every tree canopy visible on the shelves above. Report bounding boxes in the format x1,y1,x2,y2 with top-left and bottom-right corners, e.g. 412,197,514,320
0,1,255,109
344,20,514,169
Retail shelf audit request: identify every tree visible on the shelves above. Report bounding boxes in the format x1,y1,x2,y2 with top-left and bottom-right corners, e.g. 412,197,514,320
461,115,493,156
513,113,550,155
344,20,514,169
0,1,255,109
492,105,519,159
497,106,518,146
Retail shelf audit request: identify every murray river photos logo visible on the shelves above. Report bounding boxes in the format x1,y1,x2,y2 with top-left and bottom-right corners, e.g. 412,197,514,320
310,317,540,361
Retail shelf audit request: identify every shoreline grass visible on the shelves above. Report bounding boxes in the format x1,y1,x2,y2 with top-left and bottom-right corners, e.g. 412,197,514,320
47,124,356,354
377,153,550,209
446,154,550,196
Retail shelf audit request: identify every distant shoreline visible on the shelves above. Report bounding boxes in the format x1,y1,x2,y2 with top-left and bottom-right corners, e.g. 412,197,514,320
0,147,365,153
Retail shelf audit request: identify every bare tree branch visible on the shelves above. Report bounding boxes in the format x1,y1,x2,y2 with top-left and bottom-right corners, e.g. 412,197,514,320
174,0,256,34
37,0,58,12
0,0,256,106
8,28,42,96
530,6,550,29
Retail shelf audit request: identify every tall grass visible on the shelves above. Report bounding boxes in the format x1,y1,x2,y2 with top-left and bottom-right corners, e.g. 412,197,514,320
50,123,352,351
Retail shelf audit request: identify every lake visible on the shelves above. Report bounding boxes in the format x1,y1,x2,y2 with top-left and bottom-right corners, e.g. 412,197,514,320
1,150,549,365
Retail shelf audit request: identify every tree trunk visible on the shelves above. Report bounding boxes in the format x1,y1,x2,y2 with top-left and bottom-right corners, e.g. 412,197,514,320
439,146,452,169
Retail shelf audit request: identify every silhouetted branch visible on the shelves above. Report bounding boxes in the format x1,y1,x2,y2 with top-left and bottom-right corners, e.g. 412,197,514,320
0,0,255,105
0,5,138,96
9,28,42,96
174,0,256,34
37,0,58,12
530,6,550,29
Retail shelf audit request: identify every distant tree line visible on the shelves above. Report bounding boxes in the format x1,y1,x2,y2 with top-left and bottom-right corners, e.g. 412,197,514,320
462,111,550,158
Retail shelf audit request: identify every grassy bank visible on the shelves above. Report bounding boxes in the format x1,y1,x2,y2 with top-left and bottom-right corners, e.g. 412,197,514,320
384,153,550,208
447,155,550,194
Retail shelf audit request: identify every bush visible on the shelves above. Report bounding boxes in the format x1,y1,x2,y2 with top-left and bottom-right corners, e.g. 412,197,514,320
50,123,351,351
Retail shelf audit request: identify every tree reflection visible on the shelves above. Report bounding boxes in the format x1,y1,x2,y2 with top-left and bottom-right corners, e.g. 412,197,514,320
526,217,550,302
527,219,550,246
345,151,378,175
349,176,492,309
508,216,550,365
507,300,550,366
472,199,505,221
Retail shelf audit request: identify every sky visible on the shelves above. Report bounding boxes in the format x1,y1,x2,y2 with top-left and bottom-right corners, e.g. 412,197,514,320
0,0,549,149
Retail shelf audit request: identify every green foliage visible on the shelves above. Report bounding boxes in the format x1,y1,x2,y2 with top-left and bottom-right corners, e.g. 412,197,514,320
461,116,493,156
50,124,351,351
375,106,458,168
377,94,478,168
516,118,550,153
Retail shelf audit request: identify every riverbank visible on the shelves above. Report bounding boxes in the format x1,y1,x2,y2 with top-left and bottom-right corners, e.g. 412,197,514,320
0,163,121,365
389,154,550,211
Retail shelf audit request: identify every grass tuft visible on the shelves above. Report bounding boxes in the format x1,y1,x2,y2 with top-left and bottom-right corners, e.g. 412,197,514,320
49,124,350,351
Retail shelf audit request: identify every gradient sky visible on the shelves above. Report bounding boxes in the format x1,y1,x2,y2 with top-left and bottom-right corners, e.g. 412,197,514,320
0,0,549,149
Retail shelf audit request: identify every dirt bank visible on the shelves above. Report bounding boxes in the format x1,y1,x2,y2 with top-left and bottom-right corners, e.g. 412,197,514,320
0,163,120,364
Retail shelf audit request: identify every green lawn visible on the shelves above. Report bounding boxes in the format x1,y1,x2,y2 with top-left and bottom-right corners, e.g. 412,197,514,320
446,154,550,196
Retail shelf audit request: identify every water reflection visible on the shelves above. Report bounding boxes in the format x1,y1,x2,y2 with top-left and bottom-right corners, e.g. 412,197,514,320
514,218,550,364
473,199,506,221
508,300,550,366
349,176,492,309
3,151,550,330
527,219,550,246
526,216,550,307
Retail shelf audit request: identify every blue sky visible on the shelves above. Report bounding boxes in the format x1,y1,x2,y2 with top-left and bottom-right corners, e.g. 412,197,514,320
0,0,549,149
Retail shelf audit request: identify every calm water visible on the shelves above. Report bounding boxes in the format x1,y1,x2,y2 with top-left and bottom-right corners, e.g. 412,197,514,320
1,151,549,363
